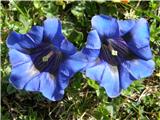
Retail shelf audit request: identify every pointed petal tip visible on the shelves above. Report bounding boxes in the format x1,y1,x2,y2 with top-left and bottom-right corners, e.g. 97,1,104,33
91,14,119,38
43,17,62,41
86,30,101,49
138,18,148,23
107,92,121,98
99,82,121,98
6,26,44,50
43,89,64,101
6,31,21,48
9,78,22,90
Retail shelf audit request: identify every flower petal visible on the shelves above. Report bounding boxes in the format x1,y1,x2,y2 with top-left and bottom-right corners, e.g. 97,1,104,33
130,45,152,60
91,15,119,38
43,18,76,55
9,49,39,89
22,72,64,101
119,63,135,89
82,30,101,61
38,73,64,101
121,59,155,80
9,49,64,101
43,18,61,41
118,20,136,36
123,18,152,60
85,61,120,98
60,37,77,55
9,49,31,67
9,61,40,89
119,59,155,90
6,26,43,53
58,52,88,89
85,30,101,49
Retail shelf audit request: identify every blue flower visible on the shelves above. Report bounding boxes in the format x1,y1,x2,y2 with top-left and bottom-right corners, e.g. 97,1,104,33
6,18,93,101
85,15,155,98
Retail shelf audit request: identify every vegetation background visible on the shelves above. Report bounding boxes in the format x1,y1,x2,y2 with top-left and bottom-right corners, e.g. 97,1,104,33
1,0,160,120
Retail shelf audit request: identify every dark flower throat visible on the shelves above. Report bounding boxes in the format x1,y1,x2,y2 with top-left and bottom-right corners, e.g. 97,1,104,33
30,42,64,75
100,38,135,66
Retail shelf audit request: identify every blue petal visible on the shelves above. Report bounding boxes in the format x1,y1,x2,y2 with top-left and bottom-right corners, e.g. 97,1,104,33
119,59,155,90
9,50,64,101
9,50,39,89
119,63,135,89
121,59,155,80
43,18,61,41
38,73,64,101
9,49,31,67
118,20,135,36
43,18,63,48
82,30,101,61
91,15,119,38
85,61,120,98
60,37,77,55
58,52,88,89
43,18,76,55
9,60,39,89
6,26,43,52
130,45,152,60
124,18,152,60
85,30,101,49
24,75,40,91
23,72,64,101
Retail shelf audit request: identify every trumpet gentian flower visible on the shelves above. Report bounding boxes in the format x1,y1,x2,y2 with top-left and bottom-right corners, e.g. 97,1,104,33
85,15,155,98
7,18,96,101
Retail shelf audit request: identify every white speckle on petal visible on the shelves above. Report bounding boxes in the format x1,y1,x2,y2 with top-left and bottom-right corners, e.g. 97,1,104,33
108,64,119,80
28,65,39,76
49,74,56,80
132,59,139,65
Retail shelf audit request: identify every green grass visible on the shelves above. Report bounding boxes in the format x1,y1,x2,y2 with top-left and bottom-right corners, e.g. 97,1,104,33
1,1,160,120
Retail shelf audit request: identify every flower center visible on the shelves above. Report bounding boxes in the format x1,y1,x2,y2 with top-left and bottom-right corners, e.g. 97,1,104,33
100,38,135,65
30,43,64,75
42,51,54,62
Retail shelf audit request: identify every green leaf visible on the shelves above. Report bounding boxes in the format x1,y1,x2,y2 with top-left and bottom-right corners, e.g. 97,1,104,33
7,84,17,94
87,78,100,90
68,30,84,47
